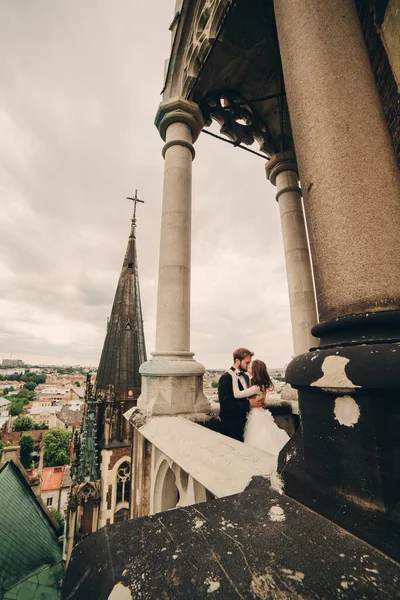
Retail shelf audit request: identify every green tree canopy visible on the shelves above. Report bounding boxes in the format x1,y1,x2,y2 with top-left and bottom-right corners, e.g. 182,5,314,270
23,381,37,391
43,428,70,467
13,415,34,431
0,441,10,459
19,434,34,469
9,403,23,417
15,387,29,398
34,422,49,430
211,380,218,388
49,508,64,533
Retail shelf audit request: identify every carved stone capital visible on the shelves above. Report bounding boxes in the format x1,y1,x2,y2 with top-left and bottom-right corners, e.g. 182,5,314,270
265,152,298,186
155,97,204,142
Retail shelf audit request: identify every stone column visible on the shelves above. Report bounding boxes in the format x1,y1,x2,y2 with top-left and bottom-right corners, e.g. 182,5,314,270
266,152,318,356
274,0,400,561
138,98,210,416
66,508,77,564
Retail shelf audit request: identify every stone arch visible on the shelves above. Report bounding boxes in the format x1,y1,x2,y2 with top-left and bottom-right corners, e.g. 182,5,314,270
153,459,179,513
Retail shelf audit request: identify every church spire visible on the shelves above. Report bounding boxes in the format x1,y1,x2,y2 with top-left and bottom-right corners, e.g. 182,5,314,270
95,199,147,408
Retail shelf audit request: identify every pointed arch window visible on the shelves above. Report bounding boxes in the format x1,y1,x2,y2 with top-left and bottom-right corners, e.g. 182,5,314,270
116,461,131,504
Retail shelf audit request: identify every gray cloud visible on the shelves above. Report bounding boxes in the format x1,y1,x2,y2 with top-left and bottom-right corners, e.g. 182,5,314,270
0,0,293,369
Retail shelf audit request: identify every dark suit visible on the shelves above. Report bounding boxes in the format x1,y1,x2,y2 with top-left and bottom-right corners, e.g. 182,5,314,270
218,367,250,442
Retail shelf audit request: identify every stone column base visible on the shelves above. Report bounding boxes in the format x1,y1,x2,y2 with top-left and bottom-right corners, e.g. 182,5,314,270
279,333,400,562
137,352,211,416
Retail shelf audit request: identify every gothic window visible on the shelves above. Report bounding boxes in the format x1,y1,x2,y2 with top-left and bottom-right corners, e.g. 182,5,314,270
116,461,130,504
114,508,129,522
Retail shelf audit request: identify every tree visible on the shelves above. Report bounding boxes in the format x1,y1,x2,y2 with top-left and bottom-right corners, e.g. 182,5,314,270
43,428,70,467
9,403,23,417
34,422,49,430
19,434,34,469
49,508,64,533
74,381,80,387
13,415,34,431
24,381,37,391
0,441,10,459
211,381,218,389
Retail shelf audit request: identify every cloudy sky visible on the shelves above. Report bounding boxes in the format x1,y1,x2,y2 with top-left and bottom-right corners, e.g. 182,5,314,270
0,1,293,369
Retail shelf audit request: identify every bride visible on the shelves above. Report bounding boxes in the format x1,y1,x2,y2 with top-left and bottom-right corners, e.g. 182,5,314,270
232,359,289,455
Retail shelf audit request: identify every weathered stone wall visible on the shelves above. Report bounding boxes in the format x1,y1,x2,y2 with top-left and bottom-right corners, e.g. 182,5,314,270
108,445,130,470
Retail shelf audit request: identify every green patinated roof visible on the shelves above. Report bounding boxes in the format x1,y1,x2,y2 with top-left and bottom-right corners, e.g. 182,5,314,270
3,562,64,600
0,461,63,597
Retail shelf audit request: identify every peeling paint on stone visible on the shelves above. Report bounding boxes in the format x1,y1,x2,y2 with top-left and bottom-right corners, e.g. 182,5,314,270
310,356,361,389
341,581,349,589
334,396,360,427
107,583,132,600
270,471,284,495
281,568,305,583
205,578,220,593
268,505,285,522
194,518,205,529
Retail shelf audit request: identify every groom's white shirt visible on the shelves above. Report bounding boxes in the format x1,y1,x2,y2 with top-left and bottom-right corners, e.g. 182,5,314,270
235,368,248,390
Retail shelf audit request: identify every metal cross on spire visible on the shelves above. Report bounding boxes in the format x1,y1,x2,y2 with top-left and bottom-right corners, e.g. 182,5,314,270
126,190,145,219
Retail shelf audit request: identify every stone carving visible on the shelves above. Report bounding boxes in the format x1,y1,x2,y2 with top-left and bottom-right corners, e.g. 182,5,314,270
117,462,131,485
200,91,275,156
79,483,96,503
182,0,233,97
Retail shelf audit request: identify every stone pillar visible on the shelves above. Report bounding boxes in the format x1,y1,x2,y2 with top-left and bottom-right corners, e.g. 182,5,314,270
66,508,77,564
266,152,318,356
274,0,400,561
138,98,210,416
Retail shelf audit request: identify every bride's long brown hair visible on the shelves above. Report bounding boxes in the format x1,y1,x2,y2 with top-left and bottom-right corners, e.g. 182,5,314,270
251,359,273,392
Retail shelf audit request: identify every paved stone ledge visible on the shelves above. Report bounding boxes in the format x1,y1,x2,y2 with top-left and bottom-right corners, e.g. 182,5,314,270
63,480,400,600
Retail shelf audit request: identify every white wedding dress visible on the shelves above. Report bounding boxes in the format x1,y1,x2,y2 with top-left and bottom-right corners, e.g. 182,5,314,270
232,375,290,455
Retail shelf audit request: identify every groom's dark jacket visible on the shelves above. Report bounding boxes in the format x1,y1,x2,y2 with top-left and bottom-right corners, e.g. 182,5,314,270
218,367,250,442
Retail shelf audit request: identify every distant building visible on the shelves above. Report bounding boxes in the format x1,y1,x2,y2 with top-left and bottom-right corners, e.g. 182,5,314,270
1,359,25,368
58,405,84,432
40,465,71,515
0,398,11,411
1,429,47,452
0,381,24,393
29,406,65,429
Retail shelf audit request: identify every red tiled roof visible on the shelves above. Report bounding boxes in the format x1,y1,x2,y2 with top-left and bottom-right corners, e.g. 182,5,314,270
41,466,65,492
1,430,46,445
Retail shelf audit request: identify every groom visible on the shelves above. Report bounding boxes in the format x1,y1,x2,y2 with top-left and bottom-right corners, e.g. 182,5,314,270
218,347,264,442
